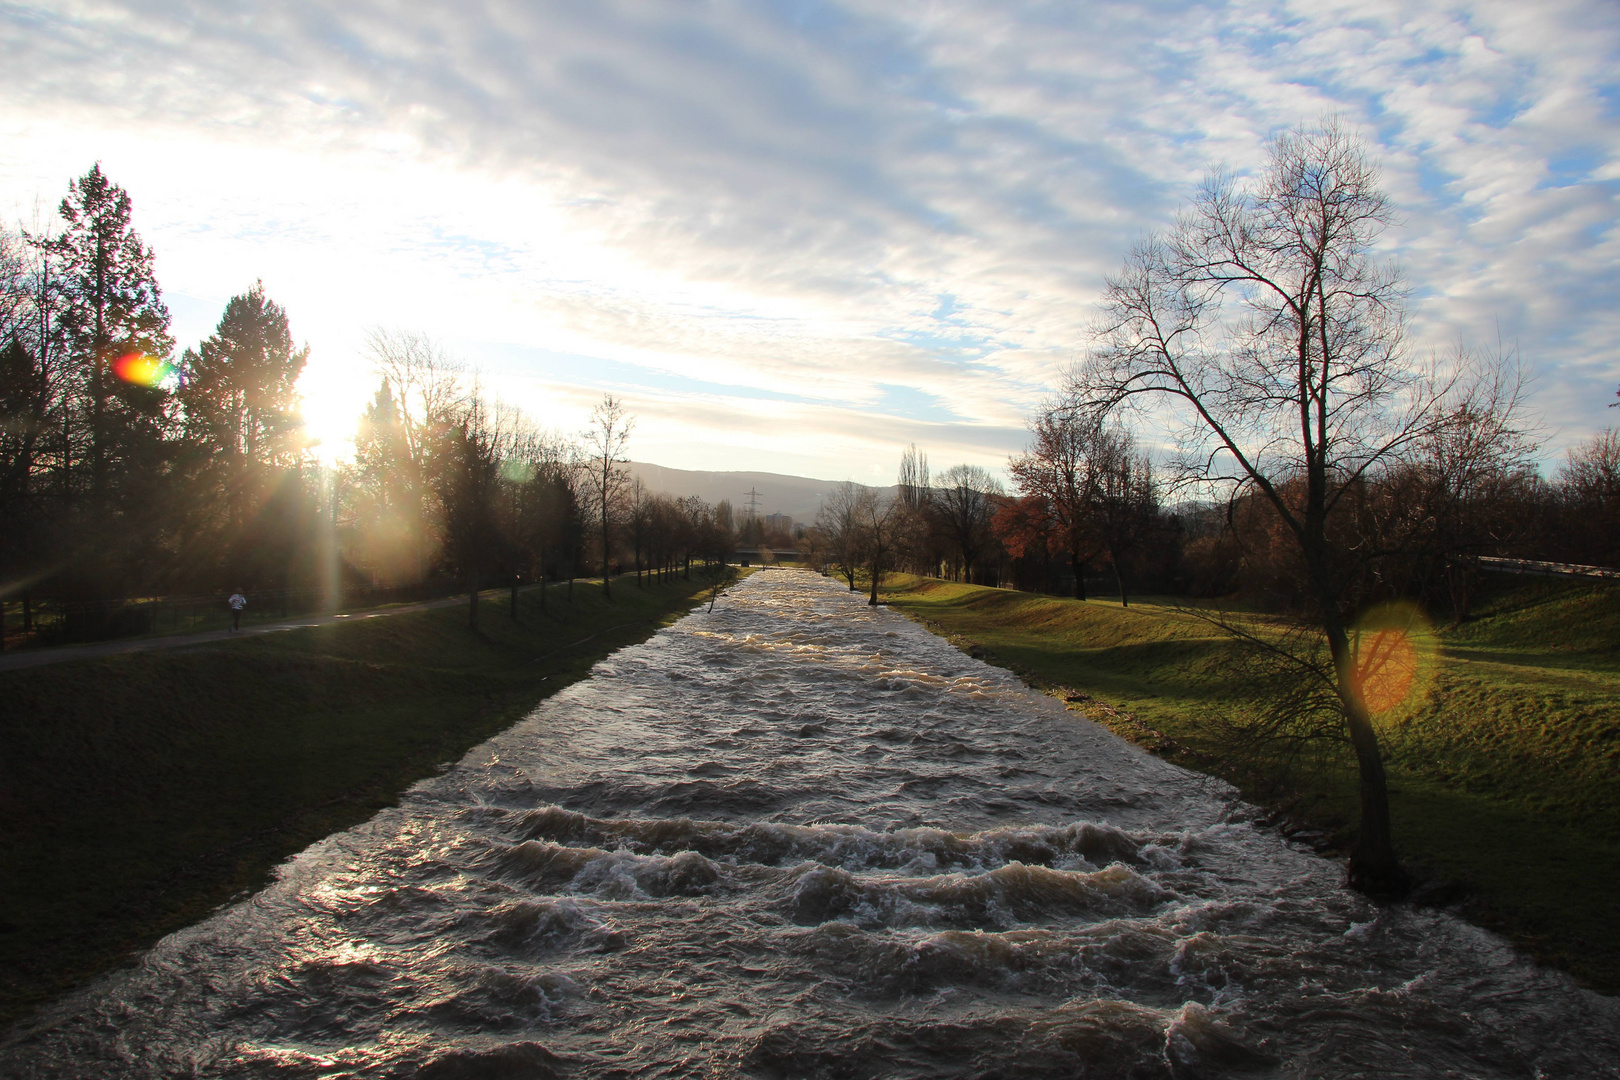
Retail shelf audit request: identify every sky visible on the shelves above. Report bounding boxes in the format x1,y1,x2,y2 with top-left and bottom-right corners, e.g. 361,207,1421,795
2,0,1617,483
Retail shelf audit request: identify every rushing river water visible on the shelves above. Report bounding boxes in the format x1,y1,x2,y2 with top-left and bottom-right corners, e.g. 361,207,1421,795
4,570,1616,1078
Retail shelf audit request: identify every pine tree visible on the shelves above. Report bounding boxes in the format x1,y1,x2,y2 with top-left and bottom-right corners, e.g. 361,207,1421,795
179,281,308,467
46,164,173,502
175,281,310,585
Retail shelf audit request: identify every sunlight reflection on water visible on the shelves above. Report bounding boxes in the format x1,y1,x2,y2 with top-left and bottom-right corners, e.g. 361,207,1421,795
2,571,1615,1078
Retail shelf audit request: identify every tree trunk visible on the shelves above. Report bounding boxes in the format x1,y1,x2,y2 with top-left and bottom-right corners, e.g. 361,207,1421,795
1324,607,1409,896
601,513,612,599
1071,551,1087,601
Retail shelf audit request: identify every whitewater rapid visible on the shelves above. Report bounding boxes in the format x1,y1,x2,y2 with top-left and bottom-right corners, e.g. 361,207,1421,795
2,570,1615,1078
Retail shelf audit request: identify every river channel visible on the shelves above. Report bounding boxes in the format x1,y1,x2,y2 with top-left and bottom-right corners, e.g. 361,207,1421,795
2,570,1615,1078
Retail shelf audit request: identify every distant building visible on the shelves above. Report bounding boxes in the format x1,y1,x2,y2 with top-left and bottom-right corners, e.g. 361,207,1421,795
763,513,794,534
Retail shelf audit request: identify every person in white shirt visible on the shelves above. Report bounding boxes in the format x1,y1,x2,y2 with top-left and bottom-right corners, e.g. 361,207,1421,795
228,589,247,632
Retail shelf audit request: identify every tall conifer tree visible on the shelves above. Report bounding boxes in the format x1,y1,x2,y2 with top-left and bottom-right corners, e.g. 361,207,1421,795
179,281,308,467
47,164,173,501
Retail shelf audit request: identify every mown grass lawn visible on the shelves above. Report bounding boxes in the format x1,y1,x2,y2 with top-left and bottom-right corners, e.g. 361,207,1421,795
0,572,730,1028
879,572,1620,993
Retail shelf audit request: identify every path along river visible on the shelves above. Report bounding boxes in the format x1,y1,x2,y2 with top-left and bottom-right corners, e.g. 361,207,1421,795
3,571,1616,1078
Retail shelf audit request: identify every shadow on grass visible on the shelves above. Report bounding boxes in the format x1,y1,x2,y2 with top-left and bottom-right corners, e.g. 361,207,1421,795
0,574,718,1029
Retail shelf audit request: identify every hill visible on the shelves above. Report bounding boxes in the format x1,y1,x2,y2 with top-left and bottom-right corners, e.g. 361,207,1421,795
626,462,896,523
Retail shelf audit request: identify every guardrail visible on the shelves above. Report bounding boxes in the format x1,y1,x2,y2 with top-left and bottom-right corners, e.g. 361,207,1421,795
1475,556,1620,581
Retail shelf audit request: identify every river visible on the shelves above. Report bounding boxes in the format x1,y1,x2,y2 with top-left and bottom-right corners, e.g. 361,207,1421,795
2,570,1615,1078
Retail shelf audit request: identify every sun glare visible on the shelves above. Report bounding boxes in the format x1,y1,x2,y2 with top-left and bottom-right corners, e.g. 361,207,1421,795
298,396,358,468
113,351,174,387
1351,602,1439,715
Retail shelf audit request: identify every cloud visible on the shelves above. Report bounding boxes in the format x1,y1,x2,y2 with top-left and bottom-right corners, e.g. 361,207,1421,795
1,0,1616,473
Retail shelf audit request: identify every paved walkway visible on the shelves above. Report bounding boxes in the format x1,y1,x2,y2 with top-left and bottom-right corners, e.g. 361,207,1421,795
0,593,484,673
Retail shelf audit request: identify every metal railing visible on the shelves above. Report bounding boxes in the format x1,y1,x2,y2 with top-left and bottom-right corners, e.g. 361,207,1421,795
1475,556,1620,581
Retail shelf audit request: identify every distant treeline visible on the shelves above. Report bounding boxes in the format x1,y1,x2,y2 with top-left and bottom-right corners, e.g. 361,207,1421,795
807,408,1618,619
807,399,1618,621
0,165,737,644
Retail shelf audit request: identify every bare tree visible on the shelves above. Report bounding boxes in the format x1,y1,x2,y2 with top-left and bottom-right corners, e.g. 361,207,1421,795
932,464,1004,584
894,443,936,575
897,443,930,508
859,486,900,606
1009,401,1106,599
580,394,632,599
1087,425,1159,607
816,481,866,591
1075,119,1451,894
627,476,652,585
1374,359,1539,618
517,428,579,614
1557,427,1620,567
435,388,518,629
362,329,466,584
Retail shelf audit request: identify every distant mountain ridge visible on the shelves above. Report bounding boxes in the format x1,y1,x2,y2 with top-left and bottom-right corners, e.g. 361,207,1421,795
625,462,897,523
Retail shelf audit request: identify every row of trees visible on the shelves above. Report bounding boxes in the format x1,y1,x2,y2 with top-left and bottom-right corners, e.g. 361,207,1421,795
0,165,738,643
345,340,738,628
813,379,1613,628
0,164,319,638
810,428,1170,610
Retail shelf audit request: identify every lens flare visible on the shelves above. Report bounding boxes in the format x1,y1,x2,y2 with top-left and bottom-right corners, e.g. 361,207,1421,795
112,352,174,387
1351,601,1438,714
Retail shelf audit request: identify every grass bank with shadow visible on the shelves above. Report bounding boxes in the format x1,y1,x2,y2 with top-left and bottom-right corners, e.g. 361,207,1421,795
0,572,732,1027
879,572,1620,994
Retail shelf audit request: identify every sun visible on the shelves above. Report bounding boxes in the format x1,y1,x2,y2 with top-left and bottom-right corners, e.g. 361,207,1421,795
297,393,359,468
294,360,374,468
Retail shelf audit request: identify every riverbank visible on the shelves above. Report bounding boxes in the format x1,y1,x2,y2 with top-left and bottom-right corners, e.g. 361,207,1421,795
0,572,729,1027
879,573,1620,994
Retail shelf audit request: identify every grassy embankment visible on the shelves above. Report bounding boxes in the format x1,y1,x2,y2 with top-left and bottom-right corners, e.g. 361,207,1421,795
0,571,731,1028
879,573,1620,993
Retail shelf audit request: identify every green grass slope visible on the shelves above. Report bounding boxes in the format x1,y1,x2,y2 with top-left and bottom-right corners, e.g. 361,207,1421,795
0,573,726,1028
881,573,1620,993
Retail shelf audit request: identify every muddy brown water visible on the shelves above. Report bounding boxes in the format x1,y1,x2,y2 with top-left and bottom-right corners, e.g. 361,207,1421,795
2,570,1615,1078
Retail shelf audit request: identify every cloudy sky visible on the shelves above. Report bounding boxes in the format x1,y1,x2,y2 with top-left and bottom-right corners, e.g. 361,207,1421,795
3,1,1617,482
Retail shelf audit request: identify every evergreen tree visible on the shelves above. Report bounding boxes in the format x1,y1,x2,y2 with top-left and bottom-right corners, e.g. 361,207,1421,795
175,281,310,586
179,281,308,467
45,164,173,502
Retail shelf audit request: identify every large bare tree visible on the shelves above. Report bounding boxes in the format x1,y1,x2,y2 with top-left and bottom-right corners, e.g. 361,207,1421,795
1009,402,1105,599
816,481,867,592
1085,424,1159,608
859,486,900,606
1074,119,1447,895
932,464,1004,584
